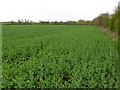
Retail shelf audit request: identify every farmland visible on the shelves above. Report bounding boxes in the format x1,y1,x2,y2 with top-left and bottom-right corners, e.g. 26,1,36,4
2,25,118,88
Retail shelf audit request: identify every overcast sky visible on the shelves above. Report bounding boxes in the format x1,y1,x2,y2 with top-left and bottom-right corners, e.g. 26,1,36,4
0,0,119,22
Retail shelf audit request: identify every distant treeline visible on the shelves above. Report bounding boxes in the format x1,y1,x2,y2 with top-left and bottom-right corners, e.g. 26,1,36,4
2,6,119,34
2,19,92,25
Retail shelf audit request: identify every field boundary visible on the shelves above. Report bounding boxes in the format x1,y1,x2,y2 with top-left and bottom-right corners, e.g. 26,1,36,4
98,27,118,42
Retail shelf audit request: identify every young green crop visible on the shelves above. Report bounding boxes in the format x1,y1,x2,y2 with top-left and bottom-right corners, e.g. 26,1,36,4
2,25,118,88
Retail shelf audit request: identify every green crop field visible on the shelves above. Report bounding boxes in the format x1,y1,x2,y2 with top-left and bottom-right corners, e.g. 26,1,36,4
2,25,118,88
